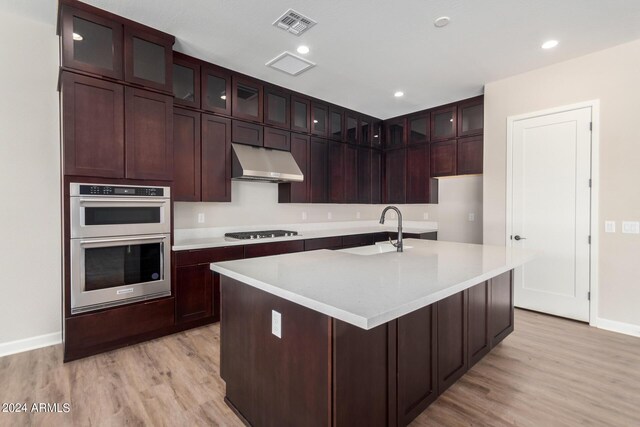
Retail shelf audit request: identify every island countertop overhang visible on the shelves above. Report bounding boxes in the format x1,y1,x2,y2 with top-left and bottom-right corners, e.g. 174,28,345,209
211,239,535,329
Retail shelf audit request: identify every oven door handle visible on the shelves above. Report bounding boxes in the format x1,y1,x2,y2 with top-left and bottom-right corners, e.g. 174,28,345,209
79,235,168,245
79,198,167,205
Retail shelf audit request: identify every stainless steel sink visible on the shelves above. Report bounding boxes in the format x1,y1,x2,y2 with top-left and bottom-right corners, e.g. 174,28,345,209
339,242,413,256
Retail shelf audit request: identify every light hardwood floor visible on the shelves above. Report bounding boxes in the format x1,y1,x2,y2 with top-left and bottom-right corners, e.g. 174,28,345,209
1,309,639,427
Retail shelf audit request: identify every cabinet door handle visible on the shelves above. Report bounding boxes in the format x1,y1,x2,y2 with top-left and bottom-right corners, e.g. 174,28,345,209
513,235,526,241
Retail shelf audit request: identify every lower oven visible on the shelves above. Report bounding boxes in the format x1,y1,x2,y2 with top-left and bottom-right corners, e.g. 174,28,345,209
69,183,172,314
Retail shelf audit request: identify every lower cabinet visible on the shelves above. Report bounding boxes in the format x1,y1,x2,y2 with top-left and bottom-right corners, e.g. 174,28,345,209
467,281,490,367
436,291,468,394
489,270,514,346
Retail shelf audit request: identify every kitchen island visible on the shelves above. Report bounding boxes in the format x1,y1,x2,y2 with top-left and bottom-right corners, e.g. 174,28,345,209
211,239,534,426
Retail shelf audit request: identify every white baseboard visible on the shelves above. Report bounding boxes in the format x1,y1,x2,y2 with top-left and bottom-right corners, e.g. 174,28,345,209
0,331,62,358
595,318,640,338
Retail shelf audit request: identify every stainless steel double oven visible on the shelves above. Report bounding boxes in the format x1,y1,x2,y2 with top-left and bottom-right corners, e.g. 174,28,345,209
69,183,171,314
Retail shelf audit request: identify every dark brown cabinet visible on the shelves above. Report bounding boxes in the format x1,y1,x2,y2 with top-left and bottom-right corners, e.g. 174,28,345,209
467,281,490,367
244,241,304,259
202,114,231,202
385,148,406,204
386,117,406,148
264,127,290,151
124,27,173,93
430,140,457,177
291,95,311,133
232,120,263,147
489,271,514,347
357,148,372,204
232,76,263,122
62,72,124,178
311,102,328,137
175,263,212,324
431,106,457,141
458,97,484,137
360,117,371,146
437,291,468,394
346,112,359,145
173,108,201,201
202,65,231,115
305,236,343,251
125,87,173,180
407,145,436,204
264,87,290,129
60,4,123,80
344,144,358,203
371,150,382,203
372,122,383,148
173,53,200,109
278,134,309,203
408,114,429,145
328,141,345,203
329,107,344,141
457,136,483,175
309,138,328,203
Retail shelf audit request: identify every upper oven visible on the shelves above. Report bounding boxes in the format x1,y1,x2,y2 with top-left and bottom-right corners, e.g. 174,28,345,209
70,183,170,238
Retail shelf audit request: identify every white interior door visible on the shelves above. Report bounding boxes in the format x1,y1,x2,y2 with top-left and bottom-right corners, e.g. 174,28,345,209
510,107,592,321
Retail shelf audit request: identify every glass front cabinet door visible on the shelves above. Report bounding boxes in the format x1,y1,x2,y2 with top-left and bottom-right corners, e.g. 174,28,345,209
202,66,231,115
264,87,290,129
173,53,200,109
124,27,173,92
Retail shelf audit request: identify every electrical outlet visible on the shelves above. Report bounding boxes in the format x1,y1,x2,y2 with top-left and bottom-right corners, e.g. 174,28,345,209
356,211,361,219
605,221,616,233
302,211,307,221
622,221,640,234
328,212,332,220
272,310,282,338
197,213,205,224
468,213,475,222
423,212,429,220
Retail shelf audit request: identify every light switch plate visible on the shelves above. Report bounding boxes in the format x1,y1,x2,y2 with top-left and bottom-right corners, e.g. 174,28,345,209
197,213,205,224
423,212,429,220
622,221,640,234
327,212,332,220
356,211,361,219
605,221,616,233
272,310,282,338
468,213,475,222
301,211,307,221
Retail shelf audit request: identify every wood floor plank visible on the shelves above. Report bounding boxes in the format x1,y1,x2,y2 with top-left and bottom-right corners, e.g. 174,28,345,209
0,309,639,427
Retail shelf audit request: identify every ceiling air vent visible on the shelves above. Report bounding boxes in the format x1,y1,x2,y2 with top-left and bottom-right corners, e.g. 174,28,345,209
266,52,316,76
273,9,317,36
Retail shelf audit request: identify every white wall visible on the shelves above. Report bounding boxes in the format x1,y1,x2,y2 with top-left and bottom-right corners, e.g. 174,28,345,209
484,39,640,331
0,9,61,352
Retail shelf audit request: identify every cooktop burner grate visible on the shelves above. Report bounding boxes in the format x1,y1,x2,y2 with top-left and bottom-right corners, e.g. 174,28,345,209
225,230,298,240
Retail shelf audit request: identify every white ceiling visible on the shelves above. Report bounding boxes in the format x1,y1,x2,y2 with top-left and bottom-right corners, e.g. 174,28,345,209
6,0,640,119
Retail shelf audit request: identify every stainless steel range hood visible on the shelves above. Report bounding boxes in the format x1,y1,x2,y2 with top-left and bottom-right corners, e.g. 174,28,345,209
231,143,304,183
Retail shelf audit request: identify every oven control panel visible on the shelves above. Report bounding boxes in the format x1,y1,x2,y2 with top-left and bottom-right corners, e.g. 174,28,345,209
78,185,165,197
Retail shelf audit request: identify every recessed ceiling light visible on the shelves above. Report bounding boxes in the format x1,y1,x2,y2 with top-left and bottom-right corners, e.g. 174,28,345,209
394,91,404,98
542,40,559,49
296,45,310,54
313,119,318,123
72,32,83,41
220,95,227,100
434,16,450,28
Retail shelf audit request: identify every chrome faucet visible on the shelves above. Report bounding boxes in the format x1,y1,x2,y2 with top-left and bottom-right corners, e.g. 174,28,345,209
379,206,403,252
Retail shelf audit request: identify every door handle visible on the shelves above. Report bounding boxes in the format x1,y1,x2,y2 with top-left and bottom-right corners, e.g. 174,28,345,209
513,235,526,241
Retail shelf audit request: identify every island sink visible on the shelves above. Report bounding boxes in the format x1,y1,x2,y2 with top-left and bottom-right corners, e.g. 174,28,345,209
340,241,414,255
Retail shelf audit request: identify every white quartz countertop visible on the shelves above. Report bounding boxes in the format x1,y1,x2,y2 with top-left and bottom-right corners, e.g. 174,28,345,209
210,239,535,330
173,221,438,251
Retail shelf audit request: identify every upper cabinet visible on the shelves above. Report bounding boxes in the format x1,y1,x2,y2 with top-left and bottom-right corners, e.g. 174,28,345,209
173,53,200,109
202,65,231,115
346,112,359,145
457,97,484,137
264,87,290,129
60,5,123,80
232,76,263,122
386,117,406,148
329,107,344,141
60,1,174,92
431,106,457,141
372,121,383,148
291,96,311,133
408,114,429,145
360,117,371,146
311,102,328,137
124,27,173,92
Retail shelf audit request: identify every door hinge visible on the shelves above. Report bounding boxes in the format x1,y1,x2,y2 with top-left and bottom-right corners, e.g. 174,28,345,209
588,235,591,244
588,291,591,301
589,122,593,131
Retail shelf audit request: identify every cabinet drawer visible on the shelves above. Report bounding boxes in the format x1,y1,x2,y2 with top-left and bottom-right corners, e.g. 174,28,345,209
244,240,304,259
342,234,374,248
305,236,343,251
232,120,263,147
174,246,244,266
264,127,291,151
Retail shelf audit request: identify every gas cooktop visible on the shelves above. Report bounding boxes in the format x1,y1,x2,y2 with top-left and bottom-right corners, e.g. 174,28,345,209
225,230,299,240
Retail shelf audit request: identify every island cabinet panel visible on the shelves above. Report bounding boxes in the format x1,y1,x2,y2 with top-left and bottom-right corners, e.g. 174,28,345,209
244,240,304,259
333,320,391,427
278,134,309,203
221,278,331,427
309,138,328,203
201,114,231,202
124,87,173,180
397,304,438,426
436,291,468,394
467,281,491,367
490,270,514,347
173,108,201,201
62,72,125,178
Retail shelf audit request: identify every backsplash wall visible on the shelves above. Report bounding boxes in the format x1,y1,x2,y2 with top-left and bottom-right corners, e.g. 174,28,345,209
174,176,482,244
